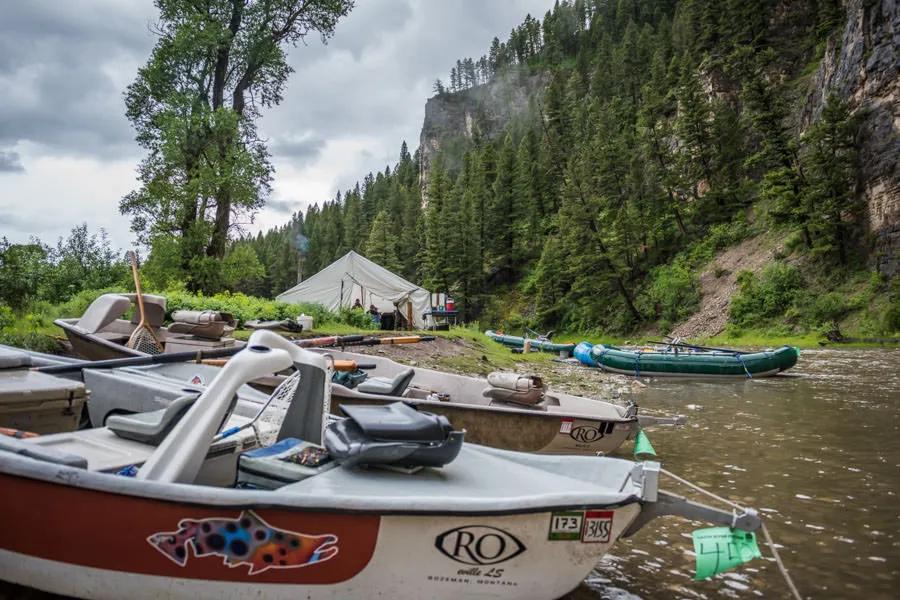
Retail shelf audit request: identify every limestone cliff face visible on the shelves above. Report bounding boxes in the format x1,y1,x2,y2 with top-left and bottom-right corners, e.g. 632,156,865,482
802,0,899,276
417,70,546,197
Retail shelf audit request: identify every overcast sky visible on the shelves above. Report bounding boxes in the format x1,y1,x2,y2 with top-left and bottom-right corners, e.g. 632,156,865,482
0,0,551,249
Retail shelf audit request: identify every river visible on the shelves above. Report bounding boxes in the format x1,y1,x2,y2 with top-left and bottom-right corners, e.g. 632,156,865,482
569,348,900,599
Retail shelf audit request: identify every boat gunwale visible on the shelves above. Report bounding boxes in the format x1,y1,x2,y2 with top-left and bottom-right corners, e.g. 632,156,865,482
0,449,643,517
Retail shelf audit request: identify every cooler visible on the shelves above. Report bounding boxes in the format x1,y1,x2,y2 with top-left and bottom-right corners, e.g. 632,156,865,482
0,370,87,434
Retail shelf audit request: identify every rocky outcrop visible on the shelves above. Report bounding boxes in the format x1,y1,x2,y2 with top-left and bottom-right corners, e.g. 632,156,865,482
802,0,899,276
418,69,546,195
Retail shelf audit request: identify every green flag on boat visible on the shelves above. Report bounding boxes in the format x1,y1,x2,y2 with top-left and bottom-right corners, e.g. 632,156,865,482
692,527,762,580
633,430,656,457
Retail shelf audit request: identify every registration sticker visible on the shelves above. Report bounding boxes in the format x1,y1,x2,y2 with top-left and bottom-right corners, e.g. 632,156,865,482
559,418,573,434
548,511,584,541
581,510,614,543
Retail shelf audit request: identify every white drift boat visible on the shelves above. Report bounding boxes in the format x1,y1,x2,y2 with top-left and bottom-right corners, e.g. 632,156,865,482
0,332,759,599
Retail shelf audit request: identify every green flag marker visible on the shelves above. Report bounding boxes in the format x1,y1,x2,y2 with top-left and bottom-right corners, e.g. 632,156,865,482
692,527,762,580
633,429,656,457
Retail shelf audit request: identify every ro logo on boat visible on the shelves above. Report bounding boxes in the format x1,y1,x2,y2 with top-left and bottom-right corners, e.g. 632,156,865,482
435,525,526,565
569,422,613,443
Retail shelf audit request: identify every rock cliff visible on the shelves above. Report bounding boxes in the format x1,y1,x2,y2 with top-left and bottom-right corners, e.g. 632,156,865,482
803,0,899,276
417,69,546,194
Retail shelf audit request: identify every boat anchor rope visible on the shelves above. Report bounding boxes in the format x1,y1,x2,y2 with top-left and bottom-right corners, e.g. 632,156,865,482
661,468,802,600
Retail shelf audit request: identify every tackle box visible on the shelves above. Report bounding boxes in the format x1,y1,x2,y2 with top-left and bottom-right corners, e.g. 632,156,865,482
237,437,336,490
0,370,87,434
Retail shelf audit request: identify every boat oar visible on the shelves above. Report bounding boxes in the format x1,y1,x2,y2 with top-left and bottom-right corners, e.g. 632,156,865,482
202,357,375,371
645,340,749,354
346,335,437,347
35,345,245,374
294,334,366,348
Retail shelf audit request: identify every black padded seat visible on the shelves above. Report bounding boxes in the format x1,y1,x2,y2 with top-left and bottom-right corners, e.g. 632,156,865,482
324,402,463,468
0,435,87,469
106,393,199,445
341,402,448,442
356,368,415,396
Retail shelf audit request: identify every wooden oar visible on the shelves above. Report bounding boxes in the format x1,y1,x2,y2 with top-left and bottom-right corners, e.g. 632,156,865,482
347,335,437,347
294,334,365,348
646,340,749,354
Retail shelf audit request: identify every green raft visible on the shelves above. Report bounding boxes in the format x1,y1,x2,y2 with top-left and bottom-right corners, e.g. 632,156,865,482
590,344,800,377
485,330,576,355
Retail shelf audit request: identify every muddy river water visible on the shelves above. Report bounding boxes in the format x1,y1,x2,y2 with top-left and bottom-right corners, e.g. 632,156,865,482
569,348,900,599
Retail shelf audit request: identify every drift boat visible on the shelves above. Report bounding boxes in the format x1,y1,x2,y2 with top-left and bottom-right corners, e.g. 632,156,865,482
55,293,239,360
485,330,576,356
0,331,760,599
580,342,800,378
14,338,682,457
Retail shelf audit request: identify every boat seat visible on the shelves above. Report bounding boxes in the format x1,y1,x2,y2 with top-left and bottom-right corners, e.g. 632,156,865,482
482,372,546,407
106,393,200,445
324,402,463,468
0,435,87,469
356,368,415,396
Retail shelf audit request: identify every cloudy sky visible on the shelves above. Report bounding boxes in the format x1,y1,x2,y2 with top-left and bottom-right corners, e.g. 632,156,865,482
0,0,551,248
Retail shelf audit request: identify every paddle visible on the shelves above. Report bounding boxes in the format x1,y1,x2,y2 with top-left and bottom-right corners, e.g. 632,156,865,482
645,340,749,354
125,251,163,355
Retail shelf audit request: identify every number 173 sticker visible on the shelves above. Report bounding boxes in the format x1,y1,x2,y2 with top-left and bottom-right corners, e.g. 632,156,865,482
548,510,614,543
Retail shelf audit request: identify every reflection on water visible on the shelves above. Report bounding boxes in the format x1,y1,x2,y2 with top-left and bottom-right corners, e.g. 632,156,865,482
569,348,900,599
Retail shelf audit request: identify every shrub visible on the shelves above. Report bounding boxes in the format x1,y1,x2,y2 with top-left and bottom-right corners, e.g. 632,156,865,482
729,263,805,327
806,292,851,325
0,302,13,330
640,263,701,325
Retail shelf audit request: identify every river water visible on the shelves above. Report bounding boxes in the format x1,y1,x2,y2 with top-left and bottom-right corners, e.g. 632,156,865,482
569,348,900,600
2,348,897,599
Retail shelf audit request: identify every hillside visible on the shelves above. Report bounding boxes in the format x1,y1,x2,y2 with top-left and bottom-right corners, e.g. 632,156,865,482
247,0,899,339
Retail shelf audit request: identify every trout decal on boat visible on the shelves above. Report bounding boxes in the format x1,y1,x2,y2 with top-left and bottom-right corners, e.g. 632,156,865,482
147,510,339,574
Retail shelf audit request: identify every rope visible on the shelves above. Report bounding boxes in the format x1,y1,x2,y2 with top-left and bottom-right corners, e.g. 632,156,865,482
736,353,752,379
660,468,802,600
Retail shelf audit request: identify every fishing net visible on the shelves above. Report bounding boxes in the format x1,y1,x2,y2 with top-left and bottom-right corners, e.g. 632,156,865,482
127,326,163,355
254,370,302,447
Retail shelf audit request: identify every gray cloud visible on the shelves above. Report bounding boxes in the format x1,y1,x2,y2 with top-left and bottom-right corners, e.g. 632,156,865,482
0,1,157,158
0,151,24,173
266,198,301,215
270,135,326,165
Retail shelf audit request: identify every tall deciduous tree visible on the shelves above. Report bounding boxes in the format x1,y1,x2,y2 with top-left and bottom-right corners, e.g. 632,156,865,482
122,0,353,291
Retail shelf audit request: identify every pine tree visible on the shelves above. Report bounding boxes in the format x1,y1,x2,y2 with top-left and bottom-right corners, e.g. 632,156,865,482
801,94,861,264
365,210,402,271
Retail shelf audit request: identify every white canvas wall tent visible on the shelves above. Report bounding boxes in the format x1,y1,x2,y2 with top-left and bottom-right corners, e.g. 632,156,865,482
277,251,432,328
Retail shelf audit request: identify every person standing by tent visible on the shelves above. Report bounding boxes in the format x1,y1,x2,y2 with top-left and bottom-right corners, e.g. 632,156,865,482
352,299,363,310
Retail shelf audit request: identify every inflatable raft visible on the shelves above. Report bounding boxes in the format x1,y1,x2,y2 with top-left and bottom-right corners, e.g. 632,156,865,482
485,330,576,356
584,343,799,378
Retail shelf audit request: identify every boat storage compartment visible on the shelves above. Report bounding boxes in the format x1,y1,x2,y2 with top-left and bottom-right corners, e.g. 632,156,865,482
237,437,336,489
0,370,87,433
